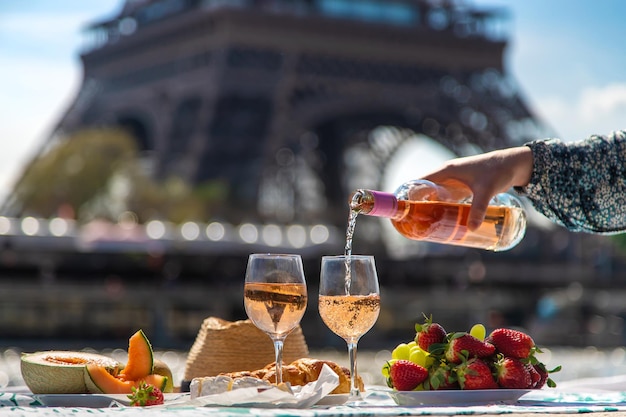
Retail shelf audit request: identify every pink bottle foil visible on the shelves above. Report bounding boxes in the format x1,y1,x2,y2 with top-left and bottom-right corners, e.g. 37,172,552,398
368,191,398,218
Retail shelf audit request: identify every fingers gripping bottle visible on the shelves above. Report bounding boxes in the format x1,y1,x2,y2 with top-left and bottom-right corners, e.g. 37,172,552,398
349,180,526,251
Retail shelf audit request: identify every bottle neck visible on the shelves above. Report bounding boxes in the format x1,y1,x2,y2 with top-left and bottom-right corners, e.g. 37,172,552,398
350,189,399,218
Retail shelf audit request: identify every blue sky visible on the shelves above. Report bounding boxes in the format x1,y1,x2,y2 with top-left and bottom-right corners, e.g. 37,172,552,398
1,0,625,202
487,0,626,140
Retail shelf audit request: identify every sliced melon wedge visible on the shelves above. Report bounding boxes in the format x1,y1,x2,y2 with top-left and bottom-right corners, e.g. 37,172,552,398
85,364,168,394
118,329,153,381
21,351,120,394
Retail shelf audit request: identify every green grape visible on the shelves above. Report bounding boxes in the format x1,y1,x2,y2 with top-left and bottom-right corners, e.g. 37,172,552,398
409,346,435,368
470,323,486,341
409,346,428,367
407,340,417,349
424,354,435,368
391,343,411,360
381,359,397,378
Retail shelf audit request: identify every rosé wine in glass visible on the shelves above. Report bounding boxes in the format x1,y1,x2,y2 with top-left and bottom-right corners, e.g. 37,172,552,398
319,255,380,400
244,254,307,385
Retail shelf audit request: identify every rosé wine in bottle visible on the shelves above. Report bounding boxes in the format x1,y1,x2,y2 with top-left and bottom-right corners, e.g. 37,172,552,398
350,179,526,251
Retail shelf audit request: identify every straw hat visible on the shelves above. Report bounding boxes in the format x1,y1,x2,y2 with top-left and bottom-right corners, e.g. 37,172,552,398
184,317,309,381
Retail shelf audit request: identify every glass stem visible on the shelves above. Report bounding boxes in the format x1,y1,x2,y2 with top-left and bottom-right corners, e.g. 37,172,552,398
347,340,360,399
273,336,286,385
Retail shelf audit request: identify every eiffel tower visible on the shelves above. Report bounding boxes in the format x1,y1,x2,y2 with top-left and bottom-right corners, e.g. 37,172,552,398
3,1,618,349
30,0,551,251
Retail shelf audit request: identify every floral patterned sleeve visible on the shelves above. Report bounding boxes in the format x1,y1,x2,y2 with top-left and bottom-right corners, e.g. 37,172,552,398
515,130,626,234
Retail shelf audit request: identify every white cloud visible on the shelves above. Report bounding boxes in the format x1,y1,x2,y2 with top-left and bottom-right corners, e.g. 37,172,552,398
0,13,86,202
531,83,626,142
2,12,95,42
578,84,626,122
0,76,80,203
0,2,124,204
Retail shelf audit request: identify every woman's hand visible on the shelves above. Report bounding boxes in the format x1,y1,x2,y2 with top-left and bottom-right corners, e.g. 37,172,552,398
422,146,534,230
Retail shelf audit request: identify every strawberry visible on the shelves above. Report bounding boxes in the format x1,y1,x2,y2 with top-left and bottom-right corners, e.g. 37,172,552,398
444,333,495,363
535,363,550,389
526,363,542,389
388,360,428,391
494,357,531,389
128,382,165,406
531,362,562,389
487,328,535,359
454,358,498,390
415,316,447,352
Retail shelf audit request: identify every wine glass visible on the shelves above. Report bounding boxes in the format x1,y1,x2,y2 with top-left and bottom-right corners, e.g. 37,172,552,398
318,255,380,400
243,253,308,385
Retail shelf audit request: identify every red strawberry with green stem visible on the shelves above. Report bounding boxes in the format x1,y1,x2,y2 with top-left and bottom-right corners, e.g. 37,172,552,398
415,315,447,352
525,363,542,389
531,362,561,388
494,357,531,389
444,333,495,364
454,358,498,390
388,360,429,391
487,328,535,359
128,382,165,406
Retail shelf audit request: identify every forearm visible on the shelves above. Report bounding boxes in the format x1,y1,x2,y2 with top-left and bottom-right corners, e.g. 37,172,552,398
497,146,533,189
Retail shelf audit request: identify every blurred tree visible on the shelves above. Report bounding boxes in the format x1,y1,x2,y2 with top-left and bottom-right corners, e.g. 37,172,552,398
13,128,137,219
90,172,229,224
12,128,229,224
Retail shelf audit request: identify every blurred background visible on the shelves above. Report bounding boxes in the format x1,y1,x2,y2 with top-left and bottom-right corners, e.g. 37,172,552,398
1,0,626,387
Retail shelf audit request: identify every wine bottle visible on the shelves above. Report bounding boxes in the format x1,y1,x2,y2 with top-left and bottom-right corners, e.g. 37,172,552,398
349,179,526,251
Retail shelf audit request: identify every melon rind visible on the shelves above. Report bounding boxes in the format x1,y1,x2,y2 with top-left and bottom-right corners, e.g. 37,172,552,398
21,351,120,394
84,372,104,395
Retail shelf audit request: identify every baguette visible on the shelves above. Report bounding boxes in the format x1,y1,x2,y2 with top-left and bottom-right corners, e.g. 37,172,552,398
220,357,364,394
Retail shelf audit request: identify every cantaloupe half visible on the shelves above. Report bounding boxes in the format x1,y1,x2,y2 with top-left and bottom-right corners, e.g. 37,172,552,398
84,364,168,394
118,329,153,381
21,351,120,394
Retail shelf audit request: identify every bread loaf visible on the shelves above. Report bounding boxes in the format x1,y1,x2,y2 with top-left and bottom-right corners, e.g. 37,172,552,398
219,357,364,394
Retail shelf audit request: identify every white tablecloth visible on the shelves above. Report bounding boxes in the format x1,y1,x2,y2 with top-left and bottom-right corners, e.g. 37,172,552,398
4,377,626,417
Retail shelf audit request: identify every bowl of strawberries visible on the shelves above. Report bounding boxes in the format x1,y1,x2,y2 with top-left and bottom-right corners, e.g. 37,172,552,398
382,315,561,405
